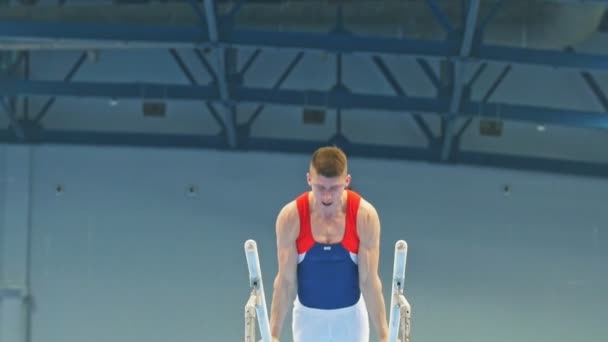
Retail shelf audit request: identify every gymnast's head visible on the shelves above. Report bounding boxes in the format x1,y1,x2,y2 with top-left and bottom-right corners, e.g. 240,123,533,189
307,146,351,210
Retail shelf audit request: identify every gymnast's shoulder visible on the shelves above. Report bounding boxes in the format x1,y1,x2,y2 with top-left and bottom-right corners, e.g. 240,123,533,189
356,196,381,231
275,200,300,237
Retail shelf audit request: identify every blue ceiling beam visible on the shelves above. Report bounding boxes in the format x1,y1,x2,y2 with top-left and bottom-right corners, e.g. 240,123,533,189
188,0,238,148
0,80,445,113
1,80,606,129
226,29,457,56
441,0,480,161
235,86,447,113
0,129,226,150
245,137,437,162
462,102,607,128
455,150,608,180
0,20,209,48
476,44,608,70
0,80,220,100
2,20,608,71
1,129,607,180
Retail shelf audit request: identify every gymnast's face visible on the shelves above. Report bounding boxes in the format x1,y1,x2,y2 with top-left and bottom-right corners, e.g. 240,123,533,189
307,168,351,210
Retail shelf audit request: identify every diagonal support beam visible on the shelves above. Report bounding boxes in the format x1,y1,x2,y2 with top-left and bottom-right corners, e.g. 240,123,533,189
239,49,261,77
416,58,441,91
477,0,504,35
194,48,219,85
1,97,25,140
424,0,454,34
246,52,304,128
456,64,511,139
22,51,30,120
227,0,247,22
466,62,487,89
440,0,480,161
34,51,87,123
581,72,608,112
169,48,225,129
189,0,238,148
566,46,608,113
373,56,435,142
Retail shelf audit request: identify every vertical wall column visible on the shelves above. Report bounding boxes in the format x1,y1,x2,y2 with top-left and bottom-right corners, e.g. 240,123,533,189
0,145,32,342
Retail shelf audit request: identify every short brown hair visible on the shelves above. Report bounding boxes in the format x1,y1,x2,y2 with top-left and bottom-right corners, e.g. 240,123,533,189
310,146,347,177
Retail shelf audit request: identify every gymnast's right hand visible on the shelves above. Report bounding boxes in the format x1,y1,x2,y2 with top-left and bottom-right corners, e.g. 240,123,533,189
271,338,279,342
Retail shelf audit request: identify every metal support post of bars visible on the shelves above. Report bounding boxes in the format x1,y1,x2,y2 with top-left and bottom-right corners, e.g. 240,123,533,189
388,240,412,342
243,240,271,342
244,289,258,342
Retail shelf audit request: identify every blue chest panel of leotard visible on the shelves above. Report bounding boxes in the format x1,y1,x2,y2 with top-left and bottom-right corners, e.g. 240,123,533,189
297,242,360,309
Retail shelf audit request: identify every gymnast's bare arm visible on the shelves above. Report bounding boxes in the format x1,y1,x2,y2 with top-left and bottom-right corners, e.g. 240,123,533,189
358,199,389,342
269,202,299,341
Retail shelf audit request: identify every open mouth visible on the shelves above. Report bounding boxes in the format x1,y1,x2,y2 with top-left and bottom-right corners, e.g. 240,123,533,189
322,202,332,206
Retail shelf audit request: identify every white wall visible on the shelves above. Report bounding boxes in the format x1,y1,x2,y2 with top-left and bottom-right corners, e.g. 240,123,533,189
1,143,607,342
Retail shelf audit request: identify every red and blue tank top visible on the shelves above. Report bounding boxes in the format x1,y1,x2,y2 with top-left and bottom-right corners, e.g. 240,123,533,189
295,190,361,309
